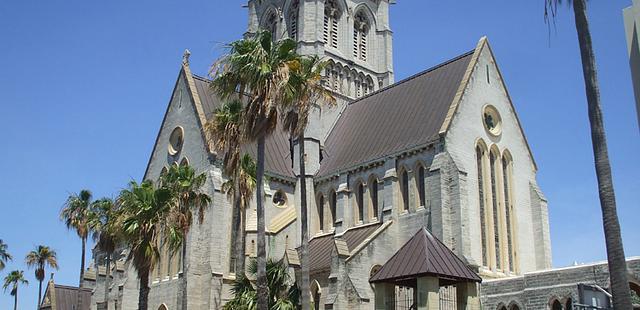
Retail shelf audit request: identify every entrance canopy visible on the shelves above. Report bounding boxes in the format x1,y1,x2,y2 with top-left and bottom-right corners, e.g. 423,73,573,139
370,227,481,286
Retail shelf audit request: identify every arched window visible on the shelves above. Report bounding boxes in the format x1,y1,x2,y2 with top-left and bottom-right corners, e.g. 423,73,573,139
158,304,168,310
263,10,278,41
476,145,488,267
329,190,337,228
288,0,300,40
311,280,322,310
502,152,515,272
490,149,502,270
400,169,409,211
416,165,426,208
356,182,365,224
317,195,325,232
324,0,340,49
551,299,562,310
180,157,189,167
369,176,379,220
353,11,369,61
565,298,573,310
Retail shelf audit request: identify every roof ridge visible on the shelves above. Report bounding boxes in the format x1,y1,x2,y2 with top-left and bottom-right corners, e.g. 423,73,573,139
346,49,476,106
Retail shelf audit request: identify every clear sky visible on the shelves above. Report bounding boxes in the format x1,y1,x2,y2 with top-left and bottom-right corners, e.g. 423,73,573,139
0,1,638,308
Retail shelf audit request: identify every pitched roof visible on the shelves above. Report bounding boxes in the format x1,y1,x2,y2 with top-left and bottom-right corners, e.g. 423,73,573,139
40,282,91,310
191,75,294,179
307,223,382,273
317,51,474,177
369,227,481,284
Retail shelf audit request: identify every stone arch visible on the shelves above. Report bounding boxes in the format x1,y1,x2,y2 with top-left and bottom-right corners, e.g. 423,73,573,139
367,174,380,221
158,304,168,310
397,164,410,212
549,297,562,310
315,193,325,233
508,300,523,310
284,0,300,39
311,279,322,310
180,157,189,166
353,178,366,224
259,6,280,39
496,302,507,310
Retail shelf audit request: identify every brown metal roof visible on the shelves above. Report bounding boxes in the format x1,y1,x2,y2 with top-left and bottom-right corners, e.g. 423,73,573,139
307,223,382,273
317,51,474,177
40,283,92,310
369,227,481,284
192,75,294,179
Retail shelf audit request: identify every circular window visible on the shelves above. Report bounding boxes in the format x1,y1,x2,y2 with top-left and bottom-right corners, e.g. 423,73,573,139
272,190,287,208
482,105,502,136
168,127,184,155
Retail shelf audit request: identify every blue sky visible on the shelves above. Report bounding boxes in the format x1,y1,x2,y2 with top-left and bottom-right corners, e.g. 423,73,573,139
0,1,638,308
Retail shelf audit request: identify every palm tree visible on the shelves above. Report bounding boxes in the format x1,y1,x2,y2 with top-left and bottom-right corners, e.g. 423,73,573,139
25,245,58,308
60,189,93,287
206,99,257,277
89,198,121,310
221,154,257,278
281,55,336,308
118,180,172,310
223,259,300,310
544,1,632,308
211,29,298,309
0,239,12,271
2,270,28,310
160,164,211,310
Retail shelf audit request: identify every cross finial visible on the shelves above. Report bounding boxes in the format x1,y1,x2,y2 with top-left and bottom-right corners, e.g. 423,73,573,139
183,49,191,65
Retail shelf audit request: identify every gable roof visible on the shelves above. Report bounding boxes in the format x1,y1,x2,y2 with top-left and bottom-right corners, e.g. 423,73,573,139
317,50,475,177
369,227,481,284
143,61,294,180
40,281,91,310
191,75,294,179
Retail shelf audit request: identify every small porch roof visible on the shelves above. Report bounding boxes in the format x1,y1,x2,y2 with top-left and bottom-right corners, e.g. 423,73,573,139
369,228,481,285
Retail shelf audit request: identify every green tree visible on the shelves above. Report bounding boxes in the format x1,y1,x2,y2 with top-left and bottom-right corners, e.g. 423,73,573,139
0,239,12,271
25,245,58,308
60,189,93,287
223,259,299,310
2,270,28,310
160,164,211,310
211,29,298,310
206,99,257,278
118,180,172,310
89,198,121,310
544,1,632,308
281,55,336,308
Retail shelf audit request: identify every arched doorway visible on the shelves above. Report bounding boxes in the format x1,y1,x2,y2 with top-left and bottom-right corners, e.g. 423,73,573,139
311,280,322,310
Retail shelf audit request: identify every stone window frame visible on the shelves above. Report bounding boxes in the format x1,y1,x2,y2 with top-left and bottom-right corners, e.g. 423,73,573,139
168,126,185,156
316,193,326,233
501,149,519,274
353,179,366,225
323,0,341,50
260,7,280,41
368,174,380,222
353,9,370,62
397,165,411,213
414,161,428,209
286,0,300,40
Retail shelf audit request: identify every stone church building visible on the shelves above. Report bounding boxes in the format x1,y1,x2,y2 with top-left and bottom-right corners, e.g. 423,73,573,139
85,1,640,309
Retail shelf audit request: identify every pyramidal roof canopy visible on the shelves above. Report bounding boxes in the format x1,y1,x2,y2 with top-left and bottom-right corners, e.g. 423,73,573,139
369,228,481,284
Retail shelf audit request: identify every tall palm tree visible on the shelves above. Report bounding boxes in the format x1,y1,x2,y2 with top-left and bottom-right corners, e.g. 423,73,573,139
281,55,336,308
0,239,12,271
25,245,58,308
223,259,300,310
545,1,632,308
211,29,298,309
61,189,93,287
221,154,257,278
206,99,257,277
89,198,121,310
2,270,28,310
118,180,172,310
160,164,211,310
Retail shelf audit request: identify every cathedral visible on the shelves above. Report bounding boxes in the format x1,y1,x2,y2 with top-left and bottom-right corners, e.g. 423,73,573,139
84,1,640,309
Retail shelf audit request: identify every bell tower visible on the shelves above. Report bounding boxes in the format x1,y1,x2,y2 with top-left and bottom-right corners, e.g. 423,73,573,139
247,0,395,99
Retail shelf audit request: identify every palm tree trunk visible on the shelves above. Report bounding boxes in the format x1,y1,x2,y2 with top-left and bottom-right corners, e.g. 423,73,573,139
234,189,246,277
37,278,42,309
14,287,17,310
181,241,188,310
138,268,150,310
80,237,86,287
104,253,111,309
255,135,268,310
298,134,310,309
572,0,632,308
